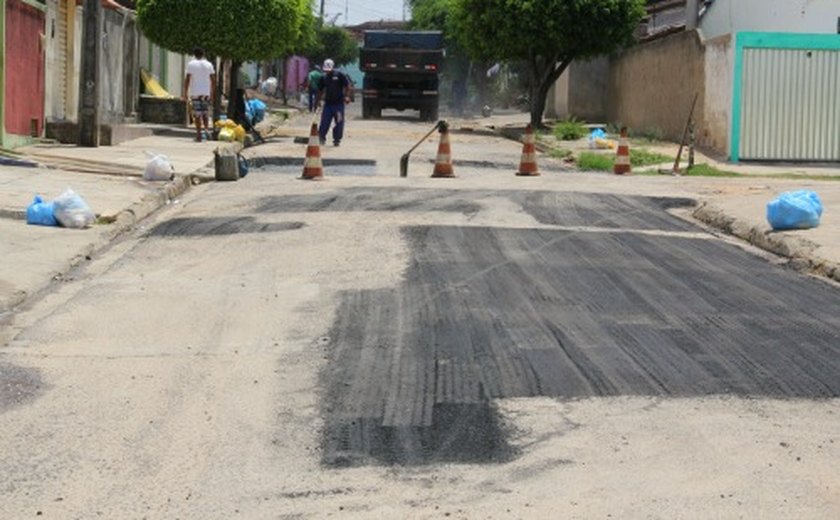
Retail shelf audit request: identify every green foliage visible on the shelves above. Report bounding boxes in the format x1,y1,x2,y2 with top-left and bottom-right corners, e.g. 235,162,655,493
137,0,307,60
306,25,358,68
553,118,587,141
452,0,646,62
684,164,743,177
630,149,671,167
550,148,574,160
451,0,646,126
577,152,614,172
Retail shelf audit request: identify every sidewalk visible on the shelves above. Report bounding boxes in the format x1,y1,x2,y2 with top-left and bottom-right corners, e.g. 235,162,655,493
0,129,218,313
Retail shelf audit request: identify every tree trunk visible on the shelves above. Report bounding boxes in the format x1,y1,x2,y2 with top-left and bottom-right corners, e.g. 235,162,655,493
528,55,572,129
212,56,223,121
227,61,242,120
530,81,551,129
280,57,288,105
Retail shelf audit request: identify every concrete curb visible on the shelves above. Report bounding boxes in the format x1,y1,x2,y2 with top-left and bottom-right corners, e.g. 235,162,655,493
693,201,840,283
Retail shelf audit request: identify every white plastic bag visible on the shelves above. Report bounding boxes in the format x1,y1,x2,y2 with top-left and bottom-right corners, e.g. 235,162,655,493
53,188,95,229
144,153,174,181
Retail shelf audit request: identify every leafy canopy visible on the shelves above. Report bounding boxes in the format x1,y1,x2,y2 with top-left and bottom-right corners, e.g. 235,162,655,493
452,0,646,62
306,25,359,68
137,0,306,61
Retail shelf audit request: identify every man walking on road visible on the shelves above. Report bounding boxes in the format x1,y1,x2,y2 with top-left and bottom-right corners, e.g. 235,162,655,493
316,59,351,147
303,65,322,113
183,47,216,142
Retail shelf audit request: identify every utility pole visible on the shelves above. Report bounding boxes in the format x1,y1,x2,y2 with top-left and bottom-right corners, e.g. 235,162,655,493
320,0,325,21
78,0,101,147
686,0,699,31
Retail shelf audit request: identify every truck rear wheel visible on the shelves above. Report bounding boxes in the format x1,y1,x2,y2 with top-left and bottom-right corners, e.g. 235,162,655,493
421,106,439,122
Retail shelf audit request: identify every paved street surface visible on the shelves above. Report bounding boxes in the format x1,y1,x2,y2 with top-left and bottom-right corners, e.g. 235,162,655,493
0,106,838,518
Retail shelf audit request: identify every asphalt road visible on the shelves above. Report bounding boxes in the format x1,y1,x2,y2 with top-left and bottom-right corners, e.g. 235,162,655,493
256,188,840,466
1,120,838,517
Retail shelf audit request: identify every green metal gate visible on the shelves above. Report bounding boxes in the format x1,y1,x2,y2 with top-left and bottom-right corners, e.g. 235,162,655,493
732,33,840,162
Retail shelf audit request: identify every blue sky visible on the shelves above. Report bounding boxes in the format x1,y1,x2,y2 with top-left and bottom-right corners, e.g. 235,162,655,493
320,0,407,26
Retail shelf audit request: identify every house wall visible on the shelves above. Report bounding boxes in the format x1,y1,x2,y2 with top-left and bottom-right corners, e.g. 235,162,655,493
702,34,732,156
567,57,609,122
99,9,139,124
546,68,570,120
139,37,186,98
607,31,706,145
4,0,45,141
701,0,840,39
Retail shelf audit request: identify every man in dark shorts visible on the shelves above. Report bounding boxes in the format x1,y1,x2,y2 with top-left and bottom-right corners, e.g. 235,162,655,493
183,47,216,142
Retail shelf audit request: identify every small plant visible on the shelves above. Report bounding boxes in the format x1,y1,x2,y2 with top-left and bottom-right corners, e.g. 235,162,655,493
577,152,614,172
553,117,587,141
630,149,671,167
684,164,742,177
550,148,574,160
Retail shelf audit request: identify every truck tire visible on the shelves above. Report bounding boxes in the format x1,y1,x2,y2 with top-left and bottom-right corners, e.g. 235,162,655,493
421,106,439,122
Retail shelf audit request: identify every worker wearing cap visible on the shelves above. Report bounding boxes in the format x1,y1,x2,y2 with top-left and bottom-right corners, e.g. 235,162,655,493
316,58,351,146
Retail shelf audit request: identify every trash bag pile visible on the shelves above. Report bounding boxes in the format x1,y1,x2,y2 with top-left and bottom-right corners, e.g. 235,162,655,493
245,98,267,126
766,190,823,230
215,118,247,143
588,128,615,150
26,188,95,229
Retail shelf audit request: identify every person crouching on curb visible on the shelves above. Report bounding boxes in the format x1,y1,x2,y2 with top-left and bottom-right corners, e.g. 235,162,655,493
316,59,352,146
184,47,216,142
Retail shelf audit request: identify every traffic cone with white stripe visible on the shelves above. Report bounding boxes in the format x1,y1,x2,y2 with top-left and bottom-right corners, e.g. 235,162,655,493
516,124,540,176
431,121,455,178
613,127,631,175
301,123,324,180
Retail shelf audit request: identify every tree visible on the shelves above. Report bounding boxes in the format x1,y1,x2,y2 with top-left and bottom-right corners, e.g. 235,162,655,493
304,24,358,69
137,0,309,116
451,0,646,127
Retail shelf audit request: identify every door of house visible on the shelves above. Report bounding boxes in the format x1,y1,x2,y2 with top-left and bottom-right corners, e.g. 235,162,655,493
5,0,46,137
740,47,840,161
44,0,69,121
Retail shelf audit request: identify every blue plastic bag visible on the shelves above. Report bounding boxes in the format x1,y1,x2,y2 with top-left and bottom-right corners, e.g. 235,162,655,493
589,128,607,141
766,190,823,230
238,154,249,178
246,99,267,124
26,195,57,226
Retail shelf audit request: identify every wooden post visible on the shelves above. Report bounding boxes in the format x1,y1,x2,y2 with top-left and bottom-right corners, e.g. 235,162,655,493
78,0,101,147
688,120,696,169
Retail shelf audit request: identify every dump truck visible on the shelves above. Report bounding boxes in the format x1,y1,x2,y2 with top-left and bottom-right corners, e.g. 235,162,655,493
360,31,444,121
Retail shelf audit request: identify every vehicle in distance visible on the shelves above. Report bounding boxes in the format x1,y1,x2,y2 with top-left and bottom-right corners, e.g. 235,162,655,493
360,31,444,121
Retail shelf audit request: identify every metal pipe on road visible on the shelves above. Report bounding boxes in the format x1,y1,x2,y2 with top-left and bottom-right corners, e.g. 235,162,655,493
400,120,444,178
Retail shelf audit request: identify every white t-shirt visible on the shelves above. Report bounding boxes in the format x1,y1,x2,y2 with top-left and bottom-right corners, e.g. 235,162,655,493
186,58,215,97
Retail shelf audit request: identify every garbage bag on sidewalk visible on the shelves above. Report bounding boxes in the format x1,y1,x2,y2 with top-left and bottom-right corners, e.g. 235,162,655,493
766,190,823,230
247,99,267,124
144,153,174,181
26,194,57,227
53,188,95,229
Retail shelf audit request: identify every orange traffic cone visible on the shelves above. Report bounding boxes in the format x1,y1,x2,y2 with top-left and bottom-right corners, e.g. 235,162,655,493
431,122,455,178
516,124,540,176
301,123,324,180
613,127,631,175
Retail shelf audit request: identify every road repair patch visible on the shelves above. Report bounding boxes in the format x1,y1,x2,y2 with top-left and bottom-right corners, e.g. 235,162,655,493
313,190,839,467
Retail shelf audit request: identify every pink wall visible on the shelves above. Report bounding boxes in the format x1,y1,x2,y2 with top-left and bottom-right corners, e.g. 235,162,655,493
5,0,45,136
285,56,309,93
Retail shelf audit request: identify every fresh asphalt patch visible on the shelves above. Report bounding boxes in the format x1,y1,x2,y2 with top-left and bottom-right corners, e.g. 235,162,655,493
146,217,305,237
285,189,840,467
